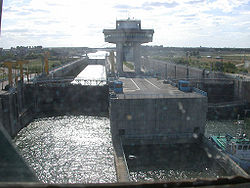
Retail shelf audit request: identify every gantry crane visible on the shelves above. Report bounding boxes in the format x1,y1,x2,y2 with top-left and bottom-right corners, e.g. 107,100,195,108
2,60,29,87
44,51,50,75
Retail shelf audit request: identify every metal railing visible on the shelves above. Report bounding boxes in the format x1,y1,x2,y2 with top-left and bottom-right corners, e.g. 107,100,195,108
123,133,194,140
72,79,107,86
116,92,200,99
192,87,207,96
208,100,247,107
171,77,235,84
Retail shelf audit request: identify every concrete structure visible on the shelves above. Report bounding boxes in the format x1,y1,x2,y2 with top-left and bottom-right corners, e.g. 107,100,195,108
144,58,228,80
71,65,106,86
103,19,154,75
142,58,250,119
110,78,207,145
1,51,250,183
0,126,37,182
0,57,109,183
0,83,35,137
48,58,88,78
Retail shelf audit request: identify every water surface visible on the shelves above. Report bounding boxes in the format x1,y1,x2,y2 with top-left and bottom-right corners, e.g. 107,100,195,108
124,144,229,182
14,115,116,184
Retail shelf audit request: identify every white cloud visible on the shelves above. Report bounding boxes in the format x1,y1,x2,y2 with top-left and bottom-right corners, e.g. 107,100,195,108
0,0,250,48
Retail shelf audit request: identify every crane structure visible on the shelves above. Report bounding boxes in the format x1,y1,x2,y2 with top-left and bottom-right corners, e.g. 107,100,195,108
2,60,29,87
44,51,50,75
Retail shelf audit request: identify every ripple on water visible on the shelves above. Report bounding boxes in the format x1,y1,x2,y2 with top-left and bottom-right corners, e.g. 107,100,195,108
14,115,116,184
124,144,230,182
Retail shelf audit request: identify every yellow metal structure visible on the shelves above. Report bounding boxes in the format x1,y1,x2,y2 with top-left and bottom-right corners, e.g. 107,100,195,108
16,60,28,82
44,51,50,75
3,61,14,86
3,60,29,87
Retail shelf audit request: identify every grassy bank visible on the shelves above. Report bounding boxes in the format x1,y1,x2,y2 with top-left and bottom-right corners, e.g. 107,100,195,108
123,61,135,70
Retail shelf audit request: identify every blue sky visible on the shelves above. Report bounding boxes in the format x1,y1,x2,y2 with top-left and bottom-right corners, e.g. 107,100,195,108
1,0,250,48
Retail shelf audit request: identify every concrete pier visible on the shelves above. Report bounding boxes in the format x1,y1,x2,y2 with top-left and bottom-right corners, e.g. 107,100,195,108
110,77,207,145
112,135,130,182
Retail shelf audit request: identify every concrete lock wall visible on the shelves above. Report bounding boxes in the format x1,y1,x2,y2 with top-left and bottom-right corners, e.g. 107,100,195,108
110,97,207,145
25,84,109,116
202,82,235,103
0,83,35,137
0,82,109,137
50,58,88,78
145,59,228,79
242,80,250,104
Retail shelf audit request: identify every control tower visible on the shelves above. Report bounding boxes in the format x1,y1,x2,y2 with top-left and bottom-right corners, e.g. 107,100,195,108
103,19,154,75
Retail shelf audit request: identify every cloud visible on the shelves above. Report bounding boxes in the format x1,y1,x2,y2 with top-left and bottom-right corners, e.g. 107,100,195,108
114,1,178,11
114,4,136,9
142,1,179,8
3,7,18,13
23,8,50,13
1,0,250,48
3,28,30,33
177,14,197,17
185,0,205,5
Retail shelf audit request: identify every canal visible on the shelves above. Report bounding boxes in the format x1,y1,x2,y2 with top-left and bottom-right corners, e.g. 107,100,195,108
14,115,116,184
14,117,247,183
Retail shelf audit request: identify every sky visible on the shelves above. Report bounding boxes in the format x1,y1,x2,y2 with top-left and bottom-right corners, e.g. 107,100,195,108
1,0,250,49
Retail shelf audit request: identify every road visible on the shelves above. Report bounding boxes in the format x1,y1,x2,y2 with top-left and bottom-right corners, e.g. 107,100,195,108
118,77,201,99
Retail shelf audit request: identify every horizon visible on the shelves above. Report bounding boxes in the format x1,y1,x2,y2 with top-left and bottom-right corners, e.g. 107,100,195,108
1,0,250,49
3,45,250,50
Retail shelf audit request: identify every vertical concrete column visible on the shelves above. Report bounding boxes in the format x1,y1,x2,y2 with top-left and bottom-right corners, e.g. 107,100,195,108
8,94,17,137
116,43,123,75
233,80,239,101
165,64,168,79
134,43,141,75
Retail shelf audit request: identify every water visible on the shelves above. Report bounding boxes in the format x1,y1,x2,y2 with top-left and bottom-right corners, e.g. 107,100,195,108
205,120,250,137
124,120,250,182
14,115,116,184
124,144,229,182
14,117,245,183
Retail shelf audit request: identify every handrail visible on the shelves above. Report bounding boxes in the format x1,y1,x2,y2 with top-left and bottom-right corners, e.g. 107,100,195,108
117,92,199,99
208,100,246,107
124,133,193,139
192,87,207,97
